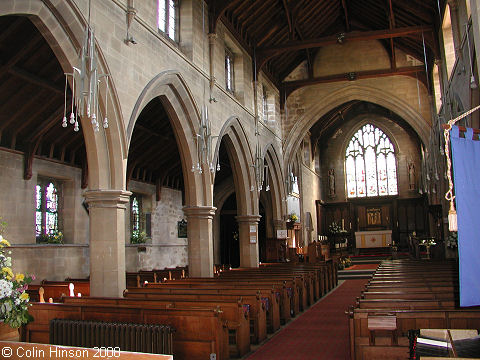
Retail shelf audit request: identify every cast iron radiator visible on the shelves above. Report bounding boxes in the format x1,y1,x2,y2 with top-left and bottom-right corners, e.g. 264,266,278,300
49,319,174,355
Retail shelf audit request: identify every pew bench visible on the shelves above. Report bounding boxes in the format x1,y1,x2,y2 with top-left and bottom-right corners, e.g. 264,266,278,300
125,287,268,344
26,302,229,360
61,296,250,358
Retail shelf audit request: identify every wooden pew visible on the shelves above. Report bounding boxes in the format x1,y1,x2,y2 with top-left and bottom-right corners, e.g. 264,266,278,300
25,302,229,360
347,307,480,360
125,287,268,344
62,296,250,358
0,341,173,360
161,278,282,332
27,282,90,302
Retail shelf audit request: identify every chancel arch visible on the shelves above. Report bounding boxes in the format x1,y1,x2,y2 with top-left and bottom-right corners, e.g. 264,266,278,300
283,84,431,167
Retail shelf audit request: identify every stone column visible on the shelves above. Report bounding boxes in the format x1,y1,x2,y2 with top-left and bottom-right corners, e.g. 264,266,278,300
183,206,216,277
84,189,131,297
236,215,262,268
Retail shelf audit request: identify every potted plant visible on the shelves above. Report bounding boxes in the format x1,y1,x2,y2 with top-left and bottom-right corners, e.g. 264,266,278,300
0,232,34,340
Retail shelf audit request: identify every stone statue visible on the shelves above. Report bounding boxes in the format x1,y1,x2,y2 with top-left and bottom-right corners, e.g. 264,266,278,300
328,169,335,197
408,162,416,190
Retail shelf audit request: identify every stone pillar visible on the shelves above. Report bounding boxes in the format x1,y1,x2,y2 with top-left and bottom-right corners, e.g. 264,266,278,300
84,189,131,297
183,206,216,277
236,215,261,268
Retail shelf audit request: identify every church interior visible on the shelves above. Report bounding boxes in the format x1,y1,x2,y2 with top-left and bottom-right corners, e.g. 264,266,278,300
1,0,480,359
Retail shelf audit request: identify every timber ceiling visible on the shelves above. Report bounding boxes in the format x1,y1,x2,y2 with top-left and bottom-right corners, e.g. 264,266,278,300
209,0,441,90
0,1,443,192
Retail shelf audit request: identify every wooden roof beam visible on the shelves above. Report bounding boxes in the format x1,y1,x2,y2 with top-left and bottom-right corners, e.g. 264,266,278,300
282,65,426,102
341,0,351,32
282,0,294,39
208,0,243,34
258,25,433,62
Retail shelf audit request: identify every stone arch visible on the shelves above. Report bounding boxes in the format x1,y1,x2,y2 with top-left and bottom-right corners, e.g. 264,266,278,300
283,84,430,168
0,0,127,190
214,116,260,267
127,70,209,206
214,116,257,216
1,0,130,296
262,143,285,222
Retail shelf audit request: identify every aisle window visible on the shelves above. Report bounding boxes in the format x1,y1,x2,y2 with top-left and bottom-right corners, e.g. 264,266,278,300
35,179,62,240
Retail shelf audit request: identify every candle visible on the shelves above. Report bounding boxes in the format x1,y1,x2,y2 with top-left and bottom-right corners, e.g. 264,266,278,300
342,219,345,229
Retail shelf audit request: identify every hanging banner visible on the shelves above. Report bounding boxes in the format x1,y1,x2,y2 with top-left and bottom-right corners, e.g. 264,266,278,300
450,126,480,307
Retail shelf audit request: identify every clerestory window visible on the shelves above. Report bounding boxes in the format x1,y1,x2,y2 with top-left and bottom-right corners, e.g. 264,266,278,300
345,124,398,198
158,0,178,41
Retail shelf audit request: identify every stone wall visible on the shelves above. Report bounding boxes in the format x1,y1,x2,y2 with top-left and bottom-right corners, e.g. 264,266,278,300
0,151,88,245
10,244,89,283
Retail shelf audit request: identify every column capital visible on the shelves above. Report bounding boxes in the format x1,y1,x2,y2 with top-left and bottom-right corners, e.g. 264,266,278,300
84,189,132,209
236,215,262,223
208,32,217,42
183,206,216,219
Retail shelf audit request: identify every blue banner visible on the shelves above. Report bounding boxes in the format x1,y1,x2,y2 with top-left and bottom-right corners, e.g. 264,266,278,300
451,125,480,307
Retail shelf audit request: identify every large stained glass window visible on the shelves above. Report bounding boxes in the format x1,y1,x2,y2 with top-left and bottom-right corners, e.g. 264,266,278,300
35,180,60,238
345,124,398,198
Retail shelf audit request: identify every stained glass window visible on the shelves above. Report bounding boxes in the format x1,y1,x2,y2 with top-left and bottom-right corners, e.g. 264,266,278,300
158,0,177,41
131,196,140,236
35,180,60,238
345,124,398,198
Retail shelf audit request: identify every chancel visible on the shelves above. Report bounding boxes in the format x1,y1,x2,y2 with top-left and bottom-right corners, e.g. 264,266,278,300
1,0,480,359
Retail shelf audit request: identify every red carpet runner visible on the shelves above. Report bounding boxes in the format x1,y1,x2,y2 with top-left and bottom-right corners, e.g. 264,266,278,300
244,279,368,360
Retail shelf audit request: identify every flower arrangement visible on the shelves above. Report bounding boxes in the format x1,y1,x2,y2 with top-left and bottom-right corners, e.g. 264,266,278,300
130,230,147,244
420,237,436,247
446,232,458,249
37,230,63,244
0,235,34,328
288,213,298,222
337,255,352,269
328,221,348,235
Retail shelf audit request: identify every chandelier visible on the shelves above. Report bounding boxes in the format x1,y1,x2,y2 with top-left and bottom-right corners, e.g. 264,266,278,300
192,105,219,174
251,134,270,192
62,0,110,132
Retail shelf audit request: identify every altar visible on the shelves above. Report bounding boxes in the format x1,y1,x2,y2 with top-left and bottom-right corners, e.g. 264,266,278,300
355,230,392,248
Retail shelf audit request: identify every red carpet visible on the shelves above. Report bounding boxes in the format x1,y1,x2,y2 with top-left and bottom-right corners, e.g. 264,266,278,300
345,264,379,270
244,279,368,360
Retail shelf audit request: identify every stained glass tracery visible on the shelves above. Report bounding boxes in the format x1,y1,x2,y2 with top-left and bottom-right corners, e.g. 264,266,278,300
345,124,398,198
35,181,59,237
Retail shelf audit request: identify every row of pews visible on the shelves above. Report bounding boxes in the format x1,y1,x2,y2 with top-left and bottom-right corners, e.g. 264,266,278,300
23,261,336,360
347,259,480,360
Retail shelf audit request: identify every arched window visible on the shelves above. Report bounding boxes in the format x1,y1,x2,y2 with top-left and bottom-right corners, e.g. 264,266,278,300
345,124,398,198
131,195,141,236
35,179,60,239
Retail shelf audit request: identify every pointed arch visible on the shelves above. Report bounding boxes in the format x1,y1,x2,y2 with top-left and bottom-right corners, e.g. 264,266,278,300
283,84,430,168
0,0,127,190
214,116,257,215
127,70,210,206
262,143,286,222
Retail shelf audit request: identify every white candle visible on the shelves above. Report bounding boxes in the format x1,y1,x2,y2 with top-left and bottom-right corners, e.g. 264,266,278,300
342,219,345,229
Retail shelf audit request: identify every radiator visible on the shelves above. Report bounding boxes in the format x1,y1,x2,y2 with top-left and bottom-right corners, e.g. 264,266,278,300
49,319,174,355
